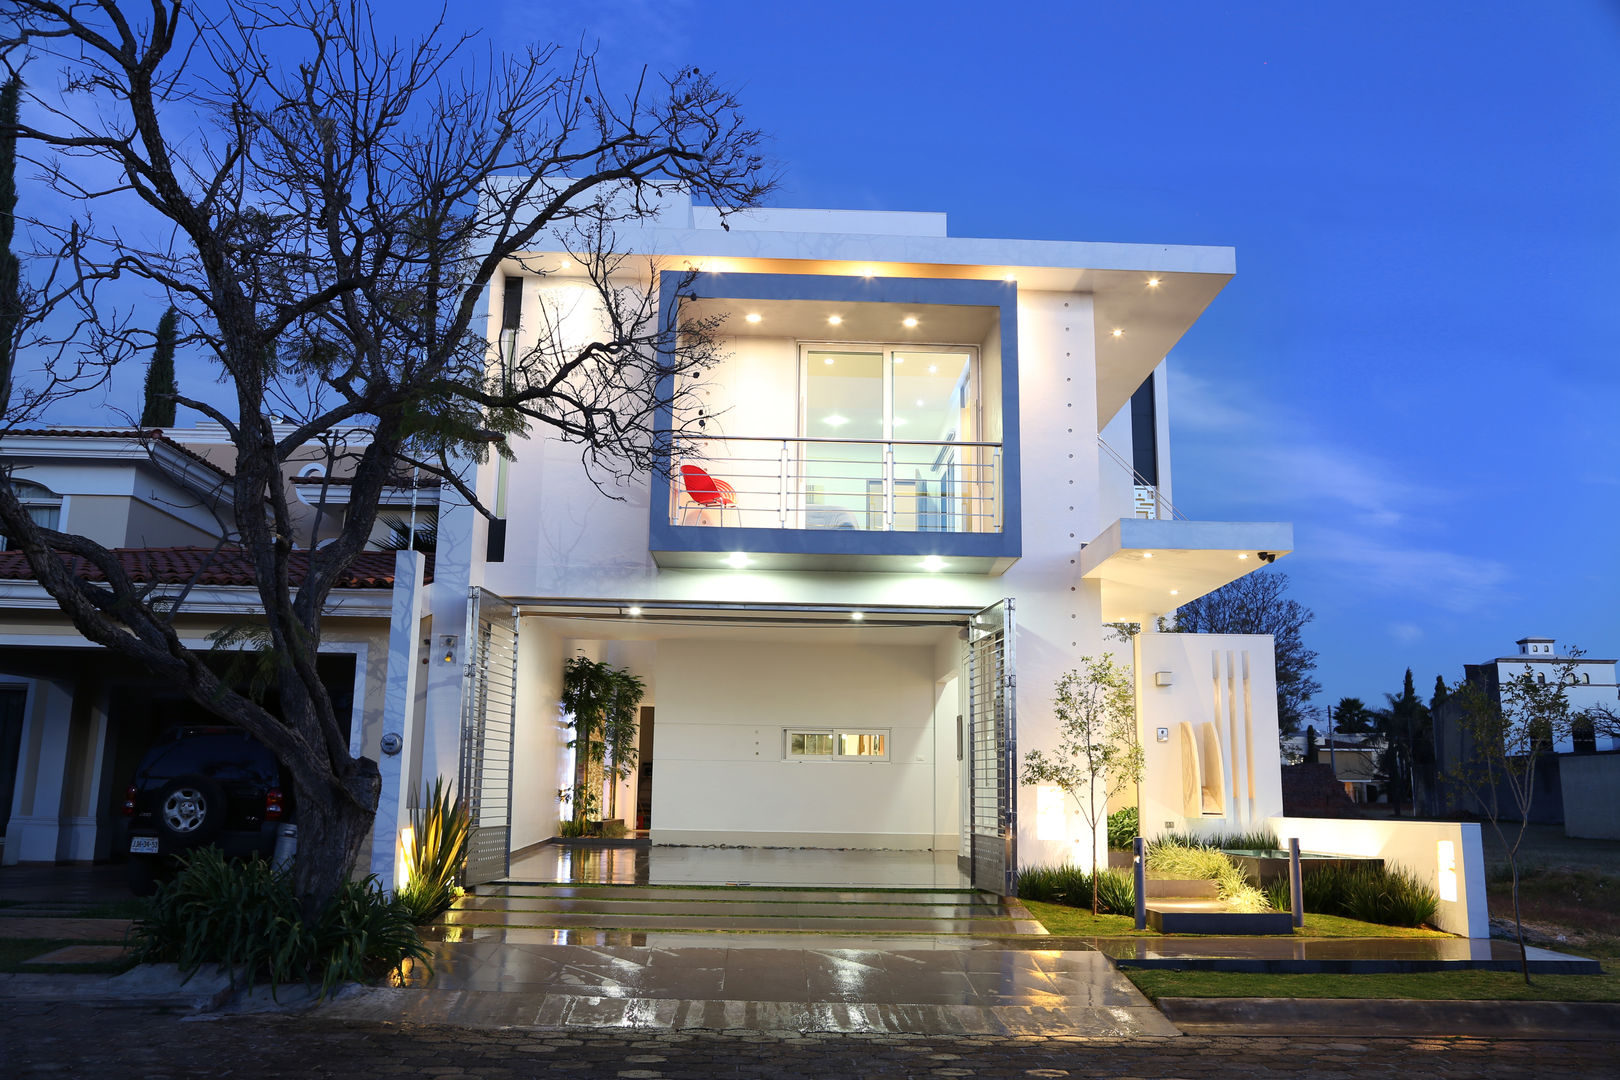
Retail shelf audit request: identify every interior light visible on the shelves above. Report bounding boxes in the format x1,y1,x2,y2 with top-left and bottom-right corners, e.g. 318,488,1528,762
823,415,849,427
824,356,835,365
626,606,642,616
744,312,762,324
892,417,908,427
1111,328,1124,338
902,316,919,328
922,556,946,572
557,259,570,271
915,398,925,407
725,552,752,569
1147,277,1161,288
927,364,938,373
827,315,843,326
850,611,865,621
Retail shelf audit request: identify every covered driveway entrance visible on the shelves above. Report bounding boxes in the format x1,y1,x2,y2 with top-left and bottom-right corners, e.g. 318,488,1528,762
456,599,1019,894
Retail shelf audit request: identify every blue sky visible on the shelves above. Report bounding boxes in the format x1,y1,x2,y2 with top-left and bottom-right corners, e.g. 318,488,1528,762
31,1,1620,716
504,0,1617,712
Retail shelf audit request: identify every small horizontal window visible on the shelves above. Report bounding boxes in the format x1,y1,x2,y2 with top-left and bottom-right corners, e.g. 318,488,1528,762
785,727,890,761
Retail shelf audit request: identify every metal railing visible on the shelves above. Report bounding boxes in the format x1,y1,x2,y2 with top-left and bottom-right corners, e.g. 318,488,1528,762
671,435,1003,533
1097,435,1186,521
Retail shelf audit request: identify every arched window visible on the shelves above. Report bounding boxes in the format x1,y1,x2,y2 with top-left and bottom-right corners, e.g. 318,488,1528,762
0,481,63,551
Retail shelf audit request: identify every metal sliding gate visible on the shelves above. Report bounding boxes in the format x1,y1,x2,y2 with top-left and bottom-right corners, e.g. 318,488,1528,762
459,588,520,886
964,598,1017,896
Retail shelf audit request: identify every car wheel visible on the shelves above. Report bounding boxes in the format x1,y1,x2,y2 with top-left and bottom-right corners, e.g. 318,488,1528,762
126,855,161,896
156,775,225,846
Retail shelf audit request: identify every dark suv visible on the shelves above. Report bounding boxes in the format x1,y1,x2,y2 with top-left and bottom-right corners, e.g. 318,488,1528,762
120,726,294,894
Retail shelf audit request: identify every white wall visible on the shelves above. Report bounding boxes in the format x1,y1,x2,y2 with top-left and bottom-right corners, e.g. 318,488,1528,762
649,638,952,848
1137,631,1284,839
510,620,566,850
1269,815,1490,938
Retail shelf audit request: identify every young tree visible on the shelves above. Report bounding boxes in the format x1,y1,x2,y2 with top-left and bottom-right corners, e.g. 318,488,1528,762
1020,655,1145,914
0,1,772,912
1448,657,1579,984
1165,569,1321,738
0,77,17,409
138,306,178,427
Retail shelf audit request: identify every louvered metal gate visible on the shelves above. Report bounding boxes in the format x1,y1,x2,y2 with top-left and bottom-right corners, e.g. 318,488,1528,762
459,588,519,886
964,598,1017,896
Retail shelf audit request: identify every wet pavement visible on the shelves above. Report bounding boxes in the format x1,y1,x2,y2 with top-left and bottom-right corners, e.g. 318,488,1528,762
513,843,973,888
8,1003,1616,1078
1089,935,1605,974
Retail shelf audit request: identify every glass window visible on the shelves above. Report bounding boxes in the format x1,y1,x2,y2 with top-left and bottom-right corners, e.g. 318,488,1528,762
787,730,834,758
837,730,887,759
0,484,62,551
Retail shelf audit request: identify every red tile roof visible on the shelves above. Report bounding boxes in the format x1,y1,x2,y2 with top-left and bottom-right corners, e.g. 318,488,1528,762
0,546,432,590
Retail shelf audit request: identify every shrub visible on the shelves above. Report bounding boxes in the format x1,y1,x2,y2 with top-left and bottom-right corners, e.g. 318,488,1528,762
1166,828,1280,852
1017,864,1136,916
396,777,471,924
131,847,431,997
1146,836,1270,913
1106,807,1139,851
1265,863,1440,928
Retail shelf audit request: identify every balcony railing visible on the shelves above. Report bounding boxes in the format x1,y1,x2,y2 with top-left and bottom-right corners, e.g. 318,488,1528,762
1097,436,1185,521
670,436,1003,534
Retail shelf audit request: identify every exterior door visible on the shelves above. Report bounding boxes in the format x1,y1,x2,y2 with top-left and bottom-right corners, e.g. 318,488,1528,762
459,587,519,885
964,598,1017,895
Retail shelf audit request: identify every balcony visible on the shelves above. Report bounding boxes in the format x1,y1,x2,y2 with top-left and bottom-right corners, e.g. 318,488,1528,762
669,436,1002,534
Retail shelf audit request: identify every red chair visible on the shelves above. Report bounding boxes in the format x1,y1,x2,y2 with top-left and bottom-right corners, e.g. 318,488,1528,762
679,463,736,526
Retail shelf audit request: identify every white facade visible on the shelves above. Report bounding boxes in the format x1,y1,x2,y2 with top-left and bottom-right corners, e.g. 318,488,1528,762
382,194,1299,889
1489,638,1619,753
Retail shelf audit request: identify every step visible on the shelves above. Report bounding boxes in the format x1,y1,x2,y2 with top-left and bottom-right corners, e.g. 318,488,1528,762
1145,900,1295,936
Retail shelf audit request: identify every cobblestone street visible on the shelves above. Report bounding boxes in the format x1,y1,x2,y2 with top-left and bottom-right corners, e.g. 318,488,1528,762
3,1003,1613,1079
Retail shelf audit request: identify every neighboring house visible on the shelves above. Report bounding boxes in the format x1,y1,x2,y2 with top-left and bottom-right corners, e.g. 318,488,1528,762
0,428,418,864
1432,636,1620,837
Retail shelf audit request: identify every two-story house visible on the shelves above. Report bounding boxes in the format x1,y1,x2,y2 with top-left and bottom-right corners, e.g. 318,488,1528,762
379,197,1299,896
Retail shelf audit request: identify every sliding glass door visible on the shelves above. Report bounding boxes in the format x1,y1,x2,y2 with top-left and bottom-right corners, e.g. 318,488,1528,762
798,345,978,532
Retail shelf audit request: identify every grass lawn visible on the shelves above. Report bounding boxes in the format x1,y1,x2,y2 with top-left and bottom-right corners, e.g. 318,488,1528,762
0,937,134,975
1126,968,1620,1003
1022,899,1449,940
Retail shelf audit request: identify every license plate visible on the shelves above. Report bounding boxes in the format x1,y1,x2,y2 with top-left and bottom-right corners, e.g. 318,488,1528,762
130,836,159,854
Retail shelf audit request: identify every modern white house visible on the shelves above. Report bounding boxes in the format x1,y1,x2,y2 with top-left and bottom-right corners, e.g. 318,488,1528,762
1,196,1491,936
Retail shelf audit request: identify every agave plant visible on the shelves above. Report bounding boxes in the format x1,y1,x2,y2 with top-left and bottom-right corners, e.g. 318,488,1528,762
396,777,471,923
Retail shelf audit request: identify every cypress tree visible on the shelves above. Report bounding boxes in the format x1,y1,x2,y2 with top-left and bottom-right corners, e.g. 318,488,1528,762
0,78,20,408
140,306,179,427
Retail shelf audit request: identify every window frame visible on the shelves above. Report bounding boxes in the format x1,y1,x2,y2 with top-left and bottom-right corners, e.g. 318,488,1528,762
783,726,892,762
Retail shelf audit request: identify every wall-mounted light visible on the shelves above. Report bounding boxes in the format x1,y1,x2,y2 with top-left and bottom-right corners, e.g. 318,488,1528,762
1154,671,1174,687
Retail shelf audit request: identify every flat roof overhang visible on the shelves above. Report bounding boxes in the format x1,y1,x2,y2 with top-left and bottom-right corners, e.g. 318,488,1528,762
650,525,1017,575
1080,518,1295,623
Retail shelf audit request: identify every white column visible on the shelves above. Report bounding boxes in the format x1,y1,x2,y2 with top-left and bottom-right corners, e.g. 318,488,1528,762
369,549,427,892
3,679,73,864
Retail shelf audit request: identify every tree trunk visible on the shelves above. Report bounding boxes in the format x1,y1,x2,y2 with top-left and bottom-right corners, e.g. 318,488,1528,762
1510,857,1531,986
289,760,381,920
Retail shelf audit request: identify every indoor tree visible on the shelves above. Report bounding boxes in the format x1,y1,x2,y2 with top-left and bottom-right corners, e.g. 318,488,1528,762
0,0,772,913
559,656,645,833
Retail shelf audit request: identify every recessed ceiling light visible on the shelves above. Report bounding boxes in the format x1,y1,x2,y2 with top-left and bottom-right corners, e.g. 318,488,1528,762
902,316,919,328
828,315,843,326
850,610,865,621
626,606,642,616
1142,552,1154,559
915,398,925,407
1111,328,1124,338
824,356,835,365
744,312,762,324
823,415,849,427
1003,273,1016,283
927,364,938,373
1147,277,1161,288
557,259,570,271
861,268,876,278
1169,589,1180,596
725,552,752,569
922,555,946,572
1238,553,1249,560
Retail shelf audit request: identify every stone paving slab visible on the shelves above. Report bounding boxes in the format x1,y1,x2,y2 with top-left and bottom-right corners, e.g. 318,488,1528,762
1160,996,1620,1040
18,944,127,964
438,909,1026,933
485,883,992,904
0,916,131,941
459,896,1000,919
8,1003,1619,1079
